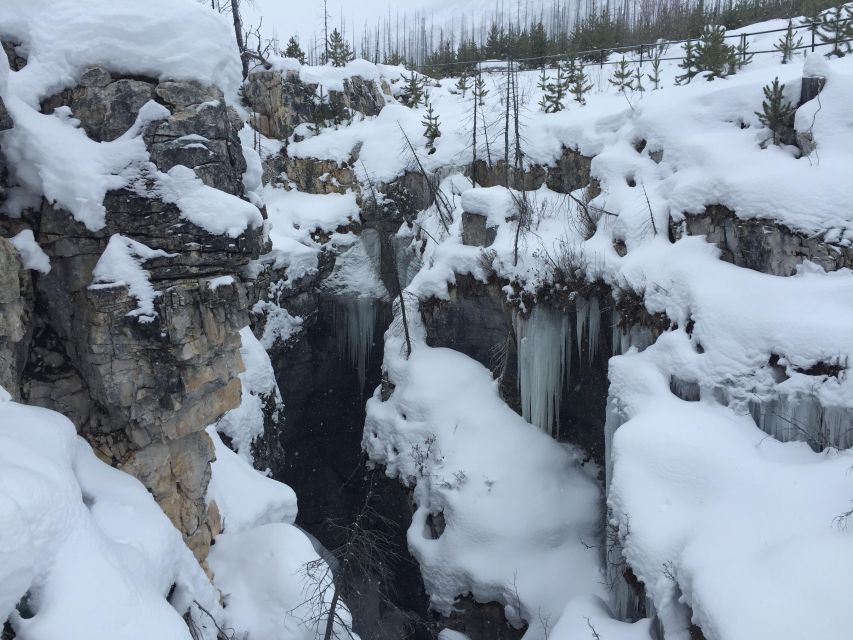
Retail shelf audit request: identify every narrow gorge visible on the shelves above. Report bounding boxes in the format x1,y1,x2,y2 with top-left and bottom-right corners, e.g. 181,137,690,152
1,3,852,640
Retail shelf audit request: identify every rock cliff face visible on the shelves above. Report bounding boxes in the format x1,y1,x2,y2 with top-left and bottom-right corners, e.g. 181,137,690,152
1,66,267,565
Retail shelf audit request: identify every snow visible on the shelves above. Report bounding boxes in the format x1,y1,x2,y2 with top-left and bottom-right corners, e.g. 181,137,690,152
206,275,235,290
89,234,175,322
215,327,284,461
0,0,242,106
550,595,652,640
149,164,264,238
206,427,297,532
0,394,219,640
364,312,604,637
0,98,164,229
209,523,358,640
606,349,853,640
9,229,50,273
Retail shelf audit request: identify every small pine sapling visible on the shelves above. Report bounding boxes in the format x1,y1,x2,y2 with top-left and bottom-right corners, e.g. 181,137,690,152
676,40,699,84
542,63,567,112
327,28,353,67
284,36,306,64
400,70,425,107
732,36,754,71
632,65,645,93
570,63,593,104
774,20,803,63
817,5,853,57
608,57,635,93
755,77,795,146
537,67,550,111
422,100,441,154
473,74,489,107
647,51,662,89
695,24,737,80
455,73,471,97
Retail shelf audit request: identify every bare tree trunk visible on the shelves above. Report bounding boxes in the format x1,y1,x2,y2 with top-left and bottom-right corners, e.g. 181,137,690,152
471,69,479,187
323,0,330,63
323,588,341,640
231,0,249,79
503,56,511,187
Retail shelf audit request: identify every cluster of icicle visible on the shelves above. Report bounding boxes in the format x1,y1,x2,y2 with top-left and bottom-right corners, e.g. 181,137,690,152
515,296,604,436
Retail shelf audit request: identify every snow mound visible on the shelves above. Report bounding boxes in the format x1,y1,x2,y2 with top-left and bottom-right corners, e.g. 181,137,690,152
607,353,853,640
209,523,358,640
206,426,297,532
0,394,219,640
364,318,604,637
0,0,242,105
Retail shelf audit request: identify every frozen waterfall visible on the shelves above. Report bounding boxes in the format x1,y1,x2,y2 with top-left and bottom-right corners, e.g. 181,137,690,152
515,306,572,436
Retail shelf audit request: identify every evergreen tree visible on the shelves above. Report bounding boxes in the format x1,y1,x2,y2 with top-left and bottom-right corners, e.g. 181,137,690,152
422,100,441,154
646,53,662,90
695,24,738,80
400,70,425,107
540,65,567,112
537,67,551,111
529,21,549,66
732,36,754,71
561,55,579,87
817,5,853,57
755,77,795,145
473,74,489,107
608,57,635,92
570,63,593,104
455,73,471,97
285,36,306,64
774,19,803,63
676,39,699,84
485,24,506,58
633,64,645,92
327,28,353,67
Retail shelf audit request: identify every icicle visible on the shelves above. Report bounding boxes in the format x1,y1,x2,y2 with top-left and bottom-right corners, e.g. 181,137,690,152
611,310,622,355
332,296,377,391
575,296,588,361
516,306,571,436
587,296,600,364
745,390,852,450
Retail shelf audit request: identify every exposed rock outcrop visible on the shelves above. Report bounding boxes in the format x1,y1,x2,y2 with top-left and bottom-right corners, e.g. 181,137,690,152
3,68,268,565
243,68,388,140
672,204,853,276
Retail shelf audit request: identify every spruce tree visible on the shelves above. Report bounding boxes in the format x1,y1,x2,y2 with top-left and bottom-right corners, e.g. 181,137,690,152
608,57,635,92
400,70,425,108
755,77,795,145
695,24,737,80
327,28,353,67
541,64,567,112
455,73,471,97
285,36,306,64
570,63,593,105
422,100,441,154
473,74,489,107
647,52,662,90
774,20,803,64
732,37,754,71
537,68,551,111
676,40,699,84
530,21,549,66
817,5,853,57
633,65,645,93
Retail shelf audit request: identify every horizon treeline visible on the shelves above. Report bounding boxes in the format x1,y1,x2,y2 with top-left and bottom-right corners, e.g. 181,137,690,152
291,0,841,74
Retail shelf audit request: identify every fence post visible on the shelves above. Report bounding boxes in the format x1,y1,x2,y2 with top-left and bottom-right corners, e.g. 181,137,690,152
639,43,644,67
600,49,605,67
740,33,747,61
811,20,816,52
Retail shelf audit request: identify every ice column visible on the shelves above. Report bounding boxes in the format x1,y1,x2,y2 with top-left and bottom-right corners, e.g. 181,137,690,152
516,306,571,436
